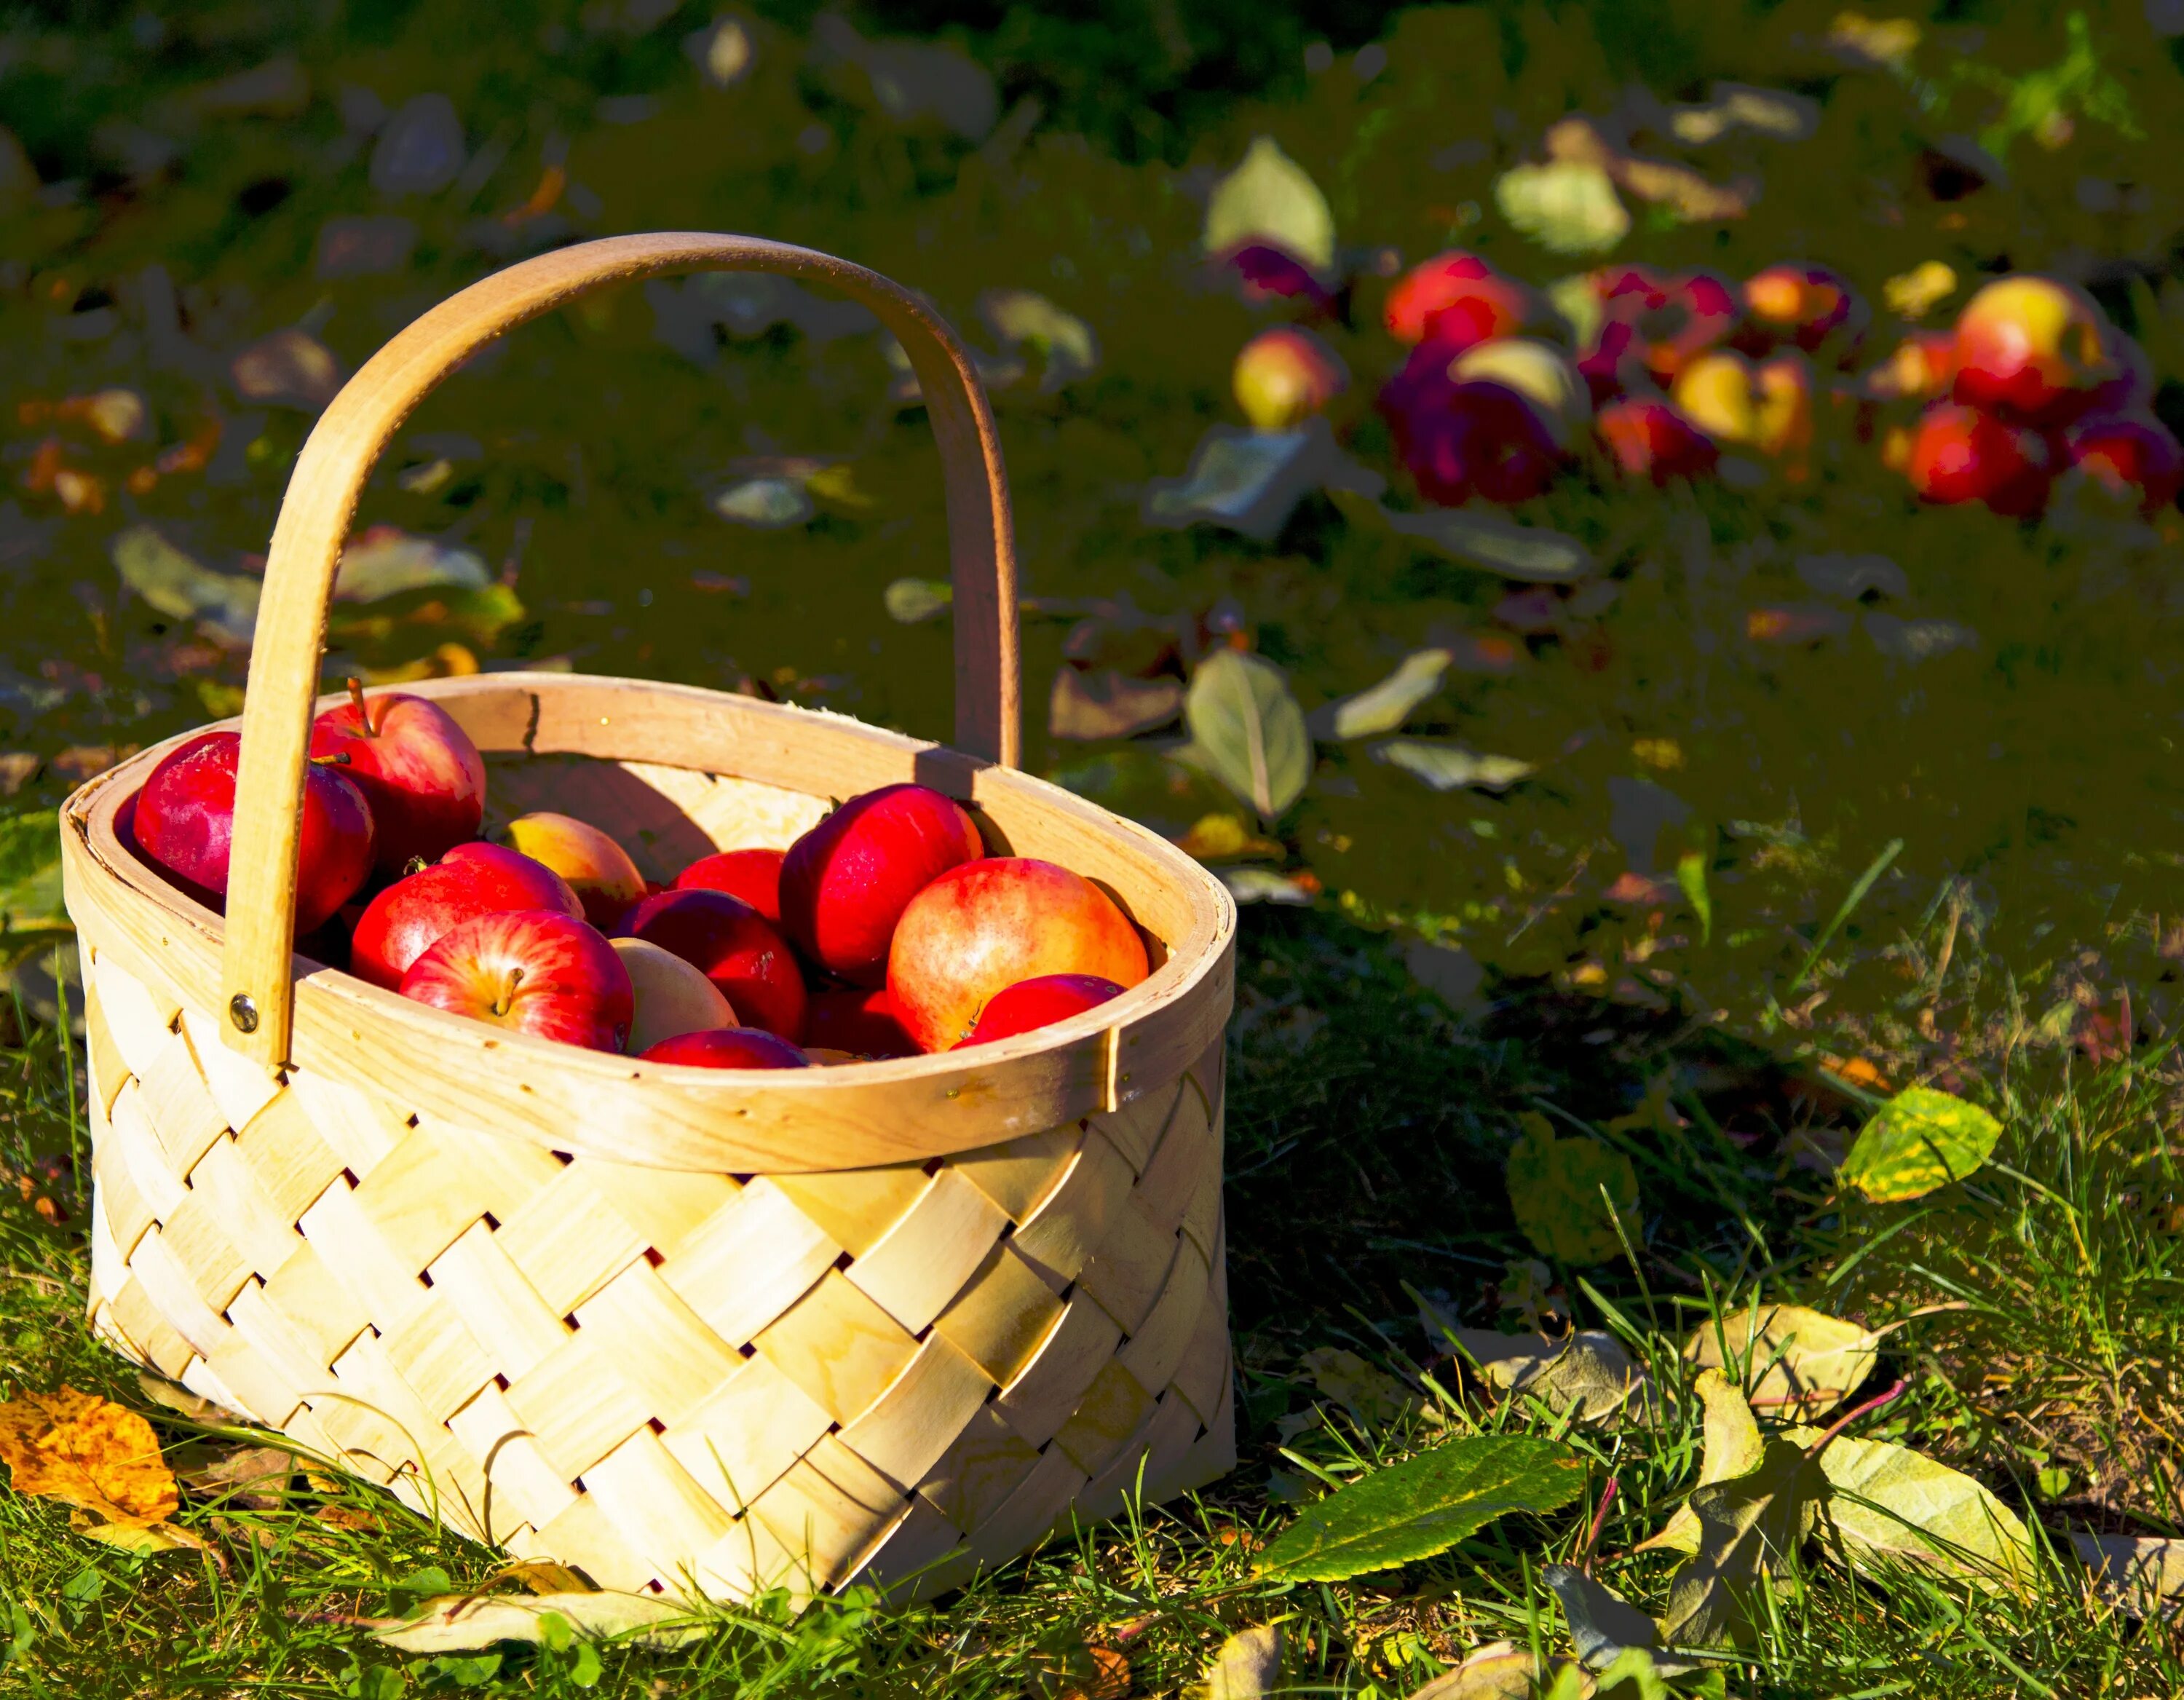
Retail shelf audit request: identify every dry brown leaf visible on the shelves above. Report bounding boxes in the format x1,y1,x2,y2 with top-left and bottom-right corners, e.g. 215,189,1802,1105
1058,1645,1132,1700
1203,1624,1283,1700
0,1386,178,1527
1051,667,1185,740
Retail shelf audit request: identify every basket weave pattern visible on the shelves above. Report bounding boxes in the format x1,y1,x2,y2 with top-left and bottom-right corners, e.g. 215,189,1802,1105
81,924,1232,1600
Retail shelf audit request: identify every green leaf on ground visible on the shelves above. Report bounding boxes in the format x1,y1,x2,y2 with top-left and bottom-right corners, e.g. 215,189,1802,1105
370,1592,708,1653
1840,1086,2003,1201
885,578,951,623
1181,649,1311,820
1676,849,1712,945
1637,1367,1766,1556
1373,740,1535,794
1256,1436,1586,1581
1495,160,1630,256
1372,503,1595,582
1203,135,1334,269
1658,1438,1824,1648
1787,1428,2037,1591
1313,649,1452,740
1506,1112,1639,1265
111,525,261,644
1685,1303,1878,1419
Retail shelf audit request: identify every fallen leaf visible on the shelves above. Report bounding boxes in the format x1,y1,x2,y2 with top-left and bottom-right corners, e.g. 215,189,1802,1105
685,16,755,87
135,1372,234,1423
1145,421,1367,543
1425,1308,1650,1425
1746,604,1851,644
1787,1428,2036,1589
72,1509,204,1553
1179,649,1311,819
1311,649,1452,740
1222,868,1315,906
370,92,466,197
230,328,343,411
1373,740,1534,794
111,525,261,643
885,578,952,623
1829,11,1921,71
1174,813,1282,861
1256,1435,1585,1581
1505,1112,1639,1265
1840,1086,2002,1203
1051,668,1184,740
1406,1640,1535,1699
0,1387,178,1528
1203,1623,1284,1700
1541,1566,1698,1678
1368,501,1595,582
1299,1347,1417,1428
1685,1304,1878,1420
2070,1533,2184,1616
1658,1437,1823,1648
1059,1644,1132,1700
1795,553,1908,601
1883,261,1957,320
0,810,65,933
980,290,1099,390
1204,136,1335,272
1863,612,1977,661
181,1445,301,1505
370,1591,708,1653
0,754,38,796
711,476,813,529
334,527,492,601
1636,1368,1765,1557
1495,160,1630,256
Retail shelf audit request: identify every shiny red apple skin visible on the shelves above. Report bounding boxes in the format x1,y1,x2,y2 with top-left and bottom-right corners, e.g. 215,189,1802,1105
1384,251,1531,349
960,974,1126,1047
2064,413,2184,514
1597,399,1720,485
638,1027,812,1069
803,987,917,1058
887,858,1150,1053
1594,266,1739,382
1906,402,2053,516
398,909,633,1053
309,691,486,876
133,730,374,933
626,887,808,1042
1950,276,2116,425
350,842,582,991
778,784,984,987
673,847,786,922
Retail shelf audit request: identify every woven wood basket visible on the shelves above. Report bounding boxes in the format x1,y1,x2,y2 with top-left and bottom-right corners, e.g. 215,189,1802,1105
58,234,1238,1604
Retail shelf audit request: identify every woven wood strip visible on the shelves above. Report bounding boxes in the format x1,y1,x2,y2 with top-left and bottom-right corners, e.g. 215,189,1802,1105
80,938,1233,1602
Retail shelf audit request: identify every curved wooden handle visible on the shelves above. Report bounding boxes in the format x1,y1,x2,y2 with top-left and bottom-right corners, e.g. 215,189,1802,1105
219,233,1020,1066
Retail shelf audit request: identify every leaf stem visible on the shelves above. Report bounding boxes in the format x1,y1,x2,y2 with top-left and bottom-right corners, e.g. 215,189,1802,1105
1578,1474,1618,1576
1803,1378,1906,1459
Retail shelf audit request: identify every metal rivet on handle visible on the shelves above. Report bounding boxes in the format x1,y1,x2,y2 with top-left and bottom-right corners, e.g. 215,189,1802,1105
229,992,259,1034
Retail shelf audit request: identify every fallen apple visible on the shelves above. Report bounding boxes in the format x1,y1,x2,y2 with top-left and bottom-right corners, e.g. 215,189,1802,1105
1383,251,1532,349
2062,413,2184,514
504,811,646,928
400,909,633,1052
350,841,582,991
1233,326,1348,430
1904,400,2053,515
309,680,487,876
1597,398,1720,484
1952,275,2116,424
134,730,374,934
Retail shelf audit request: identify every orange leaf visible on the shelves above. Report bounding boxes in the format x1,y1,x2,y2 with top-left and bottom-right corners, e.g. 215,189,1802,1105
0,1386,179,1527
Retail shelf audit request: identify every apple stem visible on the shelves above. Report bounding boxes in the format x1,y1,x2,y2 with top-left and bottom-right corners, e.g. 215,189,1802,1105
492,966,525,1019
347,676,376,735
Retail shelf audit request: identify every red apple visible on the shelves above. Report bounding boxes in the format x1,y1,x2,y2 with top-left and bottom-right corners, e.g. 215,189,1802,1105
309,681,486,876
639,1027,812,1069
1905,401,2052,515
673,847,786,922
960,974,1125,1047
350,841,582,991
778,783,984,986
803,987,917,1058
1233,327,1348,430
1384,252,1532,349
1952,276,2118,424
399,909,633,1052
887,858,1150,1053
1447,339,1591,449
1380,347,1566,505
1597,399,1720,484
2063,413,2184,514
134,730,373,933
1594,266,1739,381
626,887,808,1041
1576,318,1648,404
1737,264,1865,357
1222,242,1335,317
503,811,646,928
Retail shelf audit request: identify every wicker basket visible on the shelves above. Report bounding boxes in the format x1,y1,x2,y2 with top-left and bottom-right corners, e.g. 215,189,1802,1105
58,234,1238,1604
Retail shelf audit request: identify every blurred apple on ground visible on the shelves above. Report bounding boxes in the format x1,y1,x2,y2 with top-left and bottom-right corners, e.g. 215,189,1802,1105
1233,326,1348,430
1952,276,2117,424
1597,398,1720,484
1905,401,2053,515
1384,250,1533,349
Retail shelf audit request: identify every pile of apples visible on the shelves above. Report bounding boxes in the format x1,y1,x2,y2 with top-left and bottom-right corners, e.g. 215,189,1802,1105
1230,248,2183,519
127,686,1150,1070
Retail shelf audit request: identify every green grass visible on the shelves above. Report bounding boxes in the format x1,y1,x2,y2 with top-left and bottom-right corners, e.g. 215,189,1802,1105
1,914,2179,1698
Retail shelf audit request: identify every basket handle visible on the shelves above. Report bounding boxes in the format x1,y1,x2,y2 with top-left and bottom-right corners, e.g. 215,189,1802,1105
218,233,1021,1066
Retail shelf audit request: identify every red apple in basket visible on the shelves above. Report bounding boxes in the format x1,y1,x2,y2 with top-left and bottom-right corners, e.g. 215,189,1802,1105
399,909,633,1053
673,847,786,922
309,681,486,876
778,783,984,986
803,986,917,1058
1951,276,2117,424
612,936,738,1053
639,1027,812,1069
1904,401,2052,516
350,841,582,991
625,887,808,1042
134,730,374,933
960,974,1126,1047
887,858,1150,1053
503,811,646,928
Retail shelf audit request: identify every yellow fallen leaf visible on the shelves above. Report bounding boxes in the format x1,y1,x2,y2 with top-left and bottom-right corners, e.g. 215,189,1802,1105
0,1387,178,1528
1884,261,1957,320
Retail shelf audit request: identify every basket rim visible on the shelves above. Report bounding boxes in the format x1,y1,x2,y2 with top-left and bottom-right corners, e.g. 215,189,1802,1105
62,671,1238,1174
